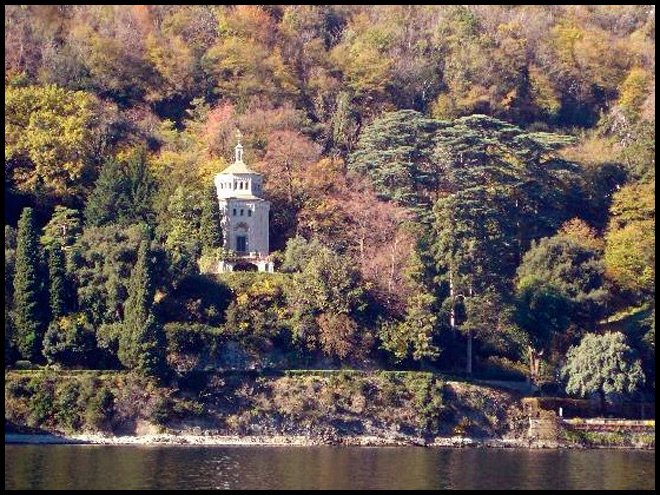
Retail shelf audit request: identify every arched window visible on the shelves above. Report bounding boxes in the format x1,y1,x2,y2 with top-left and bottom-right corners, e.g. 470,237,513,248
232,208,237,216
248,209,252,217
240,209,244,216
239,182,243,190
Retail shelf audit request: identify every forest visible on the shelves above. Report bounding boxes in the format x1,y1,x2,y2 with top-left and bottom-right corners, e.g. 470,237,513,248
4,5,655,402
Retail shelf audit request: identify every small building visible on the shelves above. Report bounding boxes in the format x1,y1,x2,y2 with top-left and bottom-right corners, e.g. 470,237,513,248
214,132,274,272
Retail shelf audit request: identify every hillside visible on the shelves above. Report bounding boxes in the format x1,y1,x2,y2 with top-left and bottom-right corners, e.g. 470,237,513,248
4,6,655,417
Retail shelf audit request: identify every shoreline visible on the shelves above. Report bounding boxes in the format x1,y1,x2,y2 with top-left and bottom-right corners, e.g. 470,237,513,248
5,433,654,450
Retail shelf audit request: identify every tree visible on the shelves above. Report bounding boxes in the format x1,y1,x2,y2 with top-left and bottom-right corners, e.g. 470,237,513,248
12,208,48,361
47,246,70,319
40,206,83,250
118,241,167,378
286,244,368,358
561,332,645,410
198,184,223,250
515,276,572,382
68,223,156,326
85,151,157,228
134,314,168,378
84,158,130,227
42,313,96,367
203,6,298,107
378,292,439,363
349,110,439,210
279,235,324,273
604,181,654,297
514,233,609,382
5,84,104,204
433,186,517,373
162,185,203,280
317,312,361,361
516,235,609,330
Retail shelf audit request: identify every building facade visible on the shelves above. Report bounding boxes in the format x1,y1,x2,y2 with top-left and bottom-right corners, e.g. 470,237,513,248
214,134,273,272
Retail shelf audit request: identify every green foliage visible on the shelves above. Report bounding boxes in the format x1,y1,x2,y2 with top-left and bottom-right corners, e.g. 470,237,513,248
1,6,655,390
5,225,17,311
286,244,367,357
47,246,70,319
161,185,203,279
158,274,231,326
119,241,167,378
349,110,439,209
84,158,129,227
85,151,157,228
12,208,48,361
403,373,445,430
67,223,162,326
198,185,223,250
85,386,115,428
516,235,608,329
379,292,439,362
53,380,82,431
42,313,96,367
5,84,103,204
40,206,82,250
223,274,289,340
279,235,323,273
561,332,645,401
134,314,168,379
515,276,571,353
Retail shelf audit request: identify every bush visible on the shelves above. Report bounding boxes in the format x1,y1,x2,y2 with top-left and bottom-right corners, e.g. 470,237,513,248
85,386,115,429
53,381,82,431
404,373,445,431
157,274,232,326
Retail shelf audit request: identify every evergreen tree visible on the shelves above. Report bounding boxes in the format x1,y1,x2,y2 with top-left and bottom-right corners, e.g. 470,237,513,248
198,185,223,250
40,206,82,250
47,246,70,319
118,241,166,378
84,158,130,227
134,314,167,378
12,208,48,361
84,151,156,228
349,110,439,210
124,150,157,226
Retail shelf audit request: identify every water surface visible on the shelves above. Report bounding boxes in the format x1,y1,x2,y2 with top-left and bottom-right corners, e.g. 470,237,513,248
5,444,655,490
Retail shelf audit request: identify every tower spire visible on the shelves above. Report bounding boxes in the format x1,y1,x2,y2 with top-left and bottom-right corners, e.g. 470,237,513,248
235,129,243,163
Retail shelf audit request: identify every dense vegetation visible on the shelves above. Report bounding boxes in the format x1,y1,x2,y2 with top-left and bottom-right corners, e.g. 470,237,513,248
4,6,655,404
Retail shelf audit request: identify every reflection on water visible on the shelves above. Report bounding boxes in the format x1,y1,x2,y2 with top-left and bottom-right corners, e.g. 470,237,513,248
4,444,655,490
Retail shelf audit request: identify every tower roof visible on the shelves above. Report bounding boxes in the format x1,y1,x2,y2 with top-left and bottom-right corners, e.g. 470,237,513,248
219,130,259,175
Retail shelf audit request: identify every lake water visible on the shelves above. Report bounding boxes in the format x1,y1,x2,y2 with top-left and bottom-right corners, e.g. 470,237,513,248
4,444,655,490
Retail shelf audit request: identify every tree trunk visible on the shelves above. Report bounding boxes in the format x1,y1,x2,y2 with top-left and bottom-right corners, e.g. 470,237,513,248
466,330,472,374
449,270,455,330
527,346,543,385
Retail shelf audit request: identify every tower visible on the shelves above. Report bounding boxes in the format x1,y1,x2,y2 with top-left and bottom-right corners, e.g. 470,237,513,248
214,131,273,272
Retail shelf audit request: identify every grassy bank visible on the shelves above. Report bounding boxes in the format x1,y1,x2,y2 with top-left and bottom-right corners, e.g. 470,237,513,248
5,370,522,441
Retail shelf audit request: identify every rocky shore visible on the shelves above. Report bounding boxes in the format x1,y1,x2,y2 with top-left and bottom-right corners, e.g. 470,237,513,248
5,433,652,449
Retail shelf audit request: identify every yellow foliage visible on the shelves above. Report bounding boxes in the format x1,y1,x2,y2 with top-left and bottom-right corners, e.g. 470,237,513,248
529,66,561,116
618,68,652,116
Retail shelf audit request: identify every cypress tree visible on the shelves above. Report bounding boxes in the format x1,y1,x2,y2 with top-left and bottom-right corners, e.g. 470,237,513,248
118,241,166,378
124,150,156,226
13,208,48,361
84,158,130,227
135,314,167,378
47,246,69,319
199,185,223,250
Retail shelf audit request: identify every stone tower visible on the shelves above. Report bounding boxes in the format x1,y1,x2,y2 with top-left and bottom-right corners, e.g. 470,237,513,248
214,131,273,272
